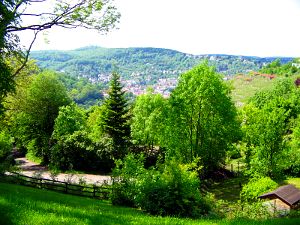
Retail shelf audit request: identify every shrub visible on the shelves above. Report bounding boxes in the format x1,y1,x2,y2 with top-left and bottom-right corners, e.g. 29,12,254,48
0,131,12,161
0,131,13,174
230,201,270,219
240,177,278,202
111,155,211,218
110,153,145,207
135,159,211,217
50,131,114,172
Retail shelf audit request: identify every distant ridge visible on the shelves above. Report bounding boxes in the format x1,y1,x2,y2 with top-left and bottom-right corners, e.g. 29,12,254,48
30,46,294,83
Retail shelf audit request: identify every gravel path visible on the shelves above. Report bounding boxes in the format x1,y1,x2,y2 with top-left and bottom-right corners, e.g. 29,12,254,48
15,157,112,185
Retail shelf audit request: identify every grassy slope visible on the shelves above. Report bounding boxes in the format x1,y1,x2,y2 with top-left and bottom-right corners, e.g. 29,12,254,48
285,178,300,189
1,182,299,225
230,75,276,105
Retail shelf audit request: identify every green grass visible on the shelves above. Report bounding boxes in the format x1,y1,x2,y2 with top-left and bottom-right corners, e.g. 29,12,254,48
1,182,299,225
230,75,276,105
25,150,42,164
285,178,300,189
209,177,247,203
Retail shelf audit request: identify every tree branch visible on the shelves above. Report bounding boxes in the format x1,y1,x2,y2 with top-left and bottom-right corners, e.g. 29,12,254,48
13,30,39,77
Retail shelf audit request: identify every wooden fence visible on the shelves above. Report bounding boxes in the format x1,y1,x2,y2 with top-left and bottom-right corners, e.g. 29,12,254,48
2,172,111,200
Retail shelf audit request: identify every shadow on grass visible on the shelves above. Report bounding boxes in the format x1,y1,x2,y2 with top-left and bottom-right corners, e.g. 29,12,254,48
0,182,152,225
209,177,248,202
0,201,13,225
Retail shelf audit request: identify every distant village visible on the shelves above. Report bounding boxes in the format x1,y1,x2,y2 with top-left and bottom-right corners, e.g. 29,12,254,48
92,72,179,98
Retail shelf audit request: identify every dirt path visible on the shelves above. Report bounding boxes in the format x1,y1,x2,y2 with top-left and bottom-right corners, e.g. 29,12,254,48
15,157,112,185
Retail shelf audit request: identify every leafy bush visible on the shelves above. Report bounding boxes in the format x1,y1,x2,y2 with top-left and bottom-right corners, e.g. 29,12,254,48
0,131,13,173
230,201,270,219
110,153,145,207
50,131,114,172
240,177,278,202
135,159,211,217
111,155,211,218
0,131,12,161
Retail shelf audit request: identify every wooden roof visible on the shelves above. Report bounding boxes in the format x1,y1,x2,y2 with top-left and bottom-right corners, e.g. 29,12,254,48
259,185,300,207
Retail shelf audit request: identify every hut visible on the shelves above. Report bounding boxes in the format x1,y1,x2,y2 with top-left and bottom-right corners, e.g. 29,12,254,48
259,185,300,213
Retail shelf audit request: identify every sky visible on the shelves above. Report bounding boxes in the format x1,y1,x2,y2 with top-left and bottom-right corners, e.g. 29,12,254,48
19,0,300,57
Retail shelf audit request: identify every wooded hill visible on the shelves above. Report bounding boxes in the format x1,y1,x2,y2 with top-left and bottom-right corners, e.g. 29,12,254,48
30,46,293,84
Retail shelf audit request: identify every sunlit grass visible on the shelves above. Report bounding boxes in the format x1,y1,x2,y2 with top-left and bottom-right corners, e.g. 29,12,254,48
230,75,276,105
285,178,300,189
25,150,42,164
0,182,299,225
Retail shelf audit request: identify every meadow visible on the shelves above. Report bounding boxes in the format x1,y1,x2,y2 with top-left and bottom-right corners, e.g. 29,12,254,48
1,182,300,225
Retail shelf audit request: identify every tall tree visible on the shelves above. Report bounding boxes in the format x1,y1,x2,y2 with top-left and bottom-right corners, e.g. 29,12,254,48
103,72,130,159
131,88,166,150
242,77,300,177
10,71,71,163
242,104,287,178
164,62,240,173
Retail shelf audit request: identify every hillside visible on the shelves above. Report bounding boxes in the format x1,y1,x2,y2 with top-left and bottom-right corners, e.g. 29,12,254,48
30,46,293,79
1,182,300,225
30,46,294,96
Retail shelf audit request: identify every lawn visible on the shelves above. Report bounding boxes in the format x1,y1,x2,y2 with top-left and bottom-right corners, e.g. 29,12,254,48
1,182,300,225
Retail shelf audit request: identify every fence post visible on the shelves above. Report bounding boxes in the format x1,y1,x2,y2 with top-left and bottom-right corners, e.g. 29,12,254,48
93,186,96,198
65,183,68,193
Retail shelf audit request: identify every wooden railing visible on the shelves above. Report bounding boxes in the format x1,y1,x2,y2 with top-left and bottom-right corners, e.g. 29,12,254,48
2,172,111,200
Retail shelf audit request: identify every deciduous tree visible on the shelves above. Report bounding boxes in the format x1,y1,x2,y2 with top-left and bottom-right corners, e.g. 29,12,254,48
165,62,240,173
131,88,166,150
11,71,71,163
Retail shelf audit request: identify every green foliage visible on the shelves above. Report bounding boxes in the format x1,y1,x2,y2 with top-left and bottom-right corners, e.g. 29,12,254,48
286,117,300,176
86,105,107,141
230,202,270,220
111,155,211,218
57,73,104,108
0,59,14,114
51,130,102,171
135,159,211,217
111,153,145,207
51,105,114,171
242,77,300,178
52,103,87,139
8,71,71,163
0,130,13,173
30,47,294,86
0,130,12,161
242,105,288,178
131,88,166,148
259,59,299,76
164,62,240,173
240,177,278,202
1,0,119,117
103,72,131,159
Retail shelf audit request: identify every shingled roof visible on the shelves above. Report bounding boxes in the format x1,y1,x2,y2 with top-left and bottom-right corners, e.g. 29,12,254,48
259,184,300,207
